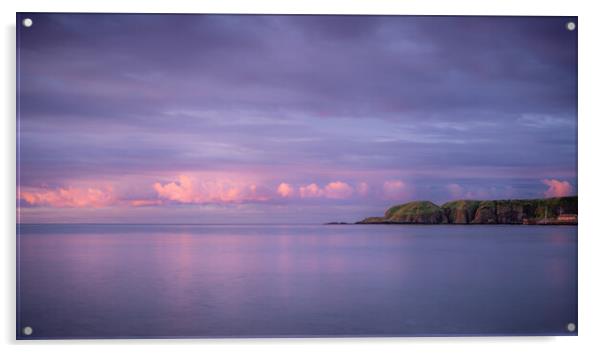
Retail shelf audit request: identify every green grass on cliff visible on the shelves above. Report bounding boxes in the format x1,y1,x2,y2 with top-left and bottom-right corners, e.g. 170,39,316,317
385,201,441,219
441,200,480,213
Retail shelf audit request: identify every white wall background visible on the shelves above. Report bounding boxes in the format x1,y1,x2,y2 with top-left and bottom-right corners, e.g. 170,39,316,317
2,0,601,352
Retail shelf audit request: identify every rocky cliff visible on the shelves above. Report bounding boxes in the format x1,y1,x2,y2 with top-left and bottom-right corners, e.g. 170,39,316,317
357,196,577,224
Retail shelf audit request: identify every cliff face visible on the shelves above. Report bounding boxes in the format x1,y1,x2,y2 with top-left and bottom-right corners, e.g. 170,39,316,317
473,201,498,224
495,200,523,224
441,200,480,224
358,196,577,224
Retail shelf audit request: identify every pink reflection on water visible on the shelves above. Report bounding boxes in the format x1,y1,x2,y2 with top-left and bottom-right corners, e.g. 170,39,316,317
543,229,575,287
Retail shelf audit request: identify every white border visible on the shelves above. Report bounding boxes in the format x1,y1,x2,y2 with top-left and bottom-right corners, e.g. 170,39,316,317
2,1,601,352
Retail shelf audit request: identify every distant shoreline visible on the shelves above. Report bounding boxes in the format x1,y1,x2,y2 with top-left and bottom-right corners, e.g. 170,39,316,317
328,196,578,226
325,222,577,226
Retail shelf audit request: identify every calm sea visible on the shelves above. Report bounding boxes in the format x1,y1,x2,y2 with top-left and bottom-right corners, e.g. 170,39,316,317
17,224,577,339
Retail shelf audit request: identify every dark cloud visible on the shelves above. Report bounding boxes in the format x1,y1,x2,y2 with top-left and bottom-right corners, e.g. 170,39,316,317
17,14,577,222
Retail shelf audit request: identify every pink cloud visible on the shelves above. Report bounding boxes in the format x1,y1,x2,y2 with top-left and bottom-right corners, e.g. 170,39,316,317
297,181,358,199
130,199,163,207
153,175,197,203
323,181,354,199
297,181,357,199
465,189,492,199
446,183,464,198
356,182,369,196
542,179,574,197
299,183,323,198
153,175,270,204
277,182,294,197
382,180,410,200
248,184,271,202
20,186,115,208
446,183,517,200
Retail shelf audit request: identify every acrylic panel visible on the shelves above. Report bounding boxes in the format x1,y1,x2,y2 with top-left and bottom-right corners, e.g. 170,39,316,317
16,13,578,339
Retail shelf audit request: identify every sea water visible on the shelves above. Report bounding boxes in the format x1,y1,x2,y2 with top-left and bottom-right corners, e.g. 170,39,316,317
17,224,577,338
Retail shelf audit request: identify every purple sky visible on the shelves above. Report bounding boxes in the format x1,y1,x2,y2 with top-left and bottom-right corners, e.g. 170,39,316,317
17,14,577,223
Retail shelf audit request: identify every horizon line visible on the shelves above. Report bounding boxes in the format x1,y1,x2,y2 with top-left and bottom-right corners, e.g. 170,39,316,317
16,222,327,226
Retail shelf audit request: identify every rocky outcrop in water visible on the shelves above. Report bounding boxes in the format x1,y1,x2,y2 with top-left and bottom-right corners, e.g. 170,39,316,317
357,196,577,225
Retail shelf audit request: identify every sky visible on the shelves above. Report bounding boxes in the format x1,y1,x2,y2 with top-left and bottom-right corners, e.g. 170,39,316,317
17,14,577,223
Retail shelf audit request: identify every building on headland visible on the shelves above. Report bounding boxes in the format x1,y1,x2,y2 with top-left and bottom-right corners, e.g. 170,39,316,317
522,213,578,225
557,214,578,223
